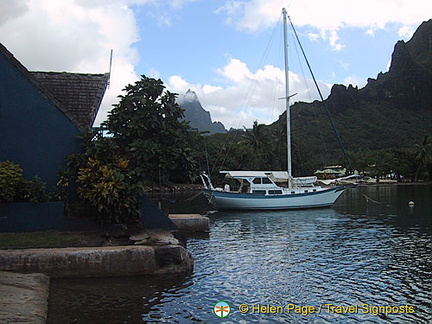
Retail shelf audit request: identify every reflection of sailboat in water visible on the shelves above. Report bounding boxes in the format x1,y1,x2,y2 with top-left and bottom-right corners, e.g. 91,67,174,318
200,8,347,210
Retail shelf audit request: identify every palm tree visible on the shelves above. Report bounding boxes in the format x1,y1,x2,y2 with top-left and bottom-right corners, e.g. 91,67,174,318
240,121,268,153
414,135,431,181
269,125,286,169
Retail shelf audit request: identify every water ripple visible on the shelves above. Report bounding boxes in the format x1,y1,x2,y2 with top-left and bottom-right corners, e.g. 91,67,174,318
48,186,432,323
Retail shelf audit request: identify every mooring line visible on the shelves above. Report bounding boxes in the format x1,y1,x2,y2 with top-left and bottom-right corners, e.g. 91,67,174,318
363,194,382,204
362,194,392,207
185,191,203,202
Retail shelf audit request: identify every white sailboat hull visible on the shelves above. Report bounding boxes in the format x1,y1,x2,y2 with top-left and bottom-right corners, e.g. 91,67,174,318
204,186,345,210
199,9,350,212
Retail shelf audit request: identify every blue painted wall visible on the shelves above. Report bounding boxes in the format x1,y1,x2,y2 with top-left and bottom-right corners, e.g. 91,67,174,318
0,52,81,190
0,202,65,232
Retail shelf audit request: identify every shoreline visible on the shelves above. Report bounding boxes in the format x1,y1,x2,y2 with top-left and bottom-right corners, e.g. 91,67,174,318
144,181,431,194
0,229,194,277
0,219,210,324
0,229,194,323
357,181,431,186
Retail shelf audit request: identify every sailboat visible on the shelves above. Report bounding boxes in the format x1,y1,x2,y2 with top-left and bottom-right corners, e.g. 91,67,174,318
200,8,346,210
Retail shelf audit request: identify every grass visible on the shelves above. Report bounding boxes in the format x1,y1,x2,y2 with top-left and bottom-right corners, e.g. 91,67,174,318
0,230,133,249
0,232,90,249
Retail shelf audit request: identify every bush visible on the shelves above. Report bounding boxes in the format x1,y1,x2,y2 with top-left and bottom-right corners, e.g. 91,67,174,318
76,157,139,224
0,161,49,203
18,176,49,203
60,76,196,225
0,161,22,202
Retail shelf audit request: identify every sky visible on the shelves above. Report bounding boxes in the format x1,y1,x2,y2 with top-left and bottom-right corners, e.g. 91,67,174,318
0,0,430,129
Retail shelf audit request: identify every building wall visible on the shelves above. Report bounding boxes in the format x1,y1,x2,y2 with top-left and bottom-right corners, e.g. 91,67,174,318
0,53,81,190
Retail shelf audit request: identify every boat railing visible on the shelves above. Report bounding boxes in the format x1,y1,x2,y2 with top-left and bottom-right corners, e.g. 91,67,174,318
199,172,214,190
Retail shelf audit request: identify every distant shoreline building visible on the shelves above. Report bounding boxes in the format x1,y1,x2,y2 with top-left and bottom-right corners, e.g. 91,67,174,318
314,165,346,179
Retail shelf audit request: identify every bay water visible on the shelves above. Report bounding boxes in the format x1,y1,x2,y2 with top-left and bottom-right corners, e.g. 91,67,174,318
48,184,431,323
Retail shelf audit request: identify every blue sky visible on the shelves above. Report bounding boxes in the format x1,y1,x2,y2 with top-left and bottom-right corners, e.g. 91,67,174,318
137,3,393,85
0,0,430,128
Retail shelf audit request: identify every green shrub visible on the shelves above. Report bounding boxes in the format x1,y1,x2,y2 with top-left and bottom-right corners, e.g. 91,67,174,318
76,157,139,224
0,161,23,202
17,176,49,203
0,161,49,203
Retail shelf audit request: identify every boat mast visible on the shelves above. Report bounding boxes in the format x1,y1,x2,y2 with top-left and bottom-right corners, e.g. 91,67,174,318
282,8,292,189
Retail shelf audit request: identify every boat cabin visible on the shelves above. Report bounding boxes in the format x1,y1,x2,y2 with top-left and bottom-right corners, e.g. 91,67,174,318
204,171,320,196
226,174,282,195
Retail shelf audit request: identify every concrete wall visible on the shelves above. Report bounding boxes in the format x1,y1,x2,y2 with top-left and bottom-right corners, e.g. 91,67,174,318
0,245,194,278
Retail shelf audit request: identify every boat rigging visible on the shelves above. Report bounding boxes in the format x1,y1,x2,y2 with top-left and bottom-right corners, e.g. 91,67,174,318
200,8,347,211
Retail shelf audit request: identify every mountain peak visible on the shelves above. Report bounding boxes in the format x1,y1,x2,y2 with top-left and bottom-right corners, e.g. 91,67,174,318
177,90,227,135
274,19,432,163
325,19,432,113
177,89,199,104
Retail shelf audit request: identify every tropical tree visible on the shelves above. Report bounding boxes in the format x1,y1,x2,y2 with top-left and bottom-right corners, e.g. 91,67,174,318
240,121,269,153
103,75,195,185
267,125,286,170
237,121,270,169
61,75,196,224
413,135,432,181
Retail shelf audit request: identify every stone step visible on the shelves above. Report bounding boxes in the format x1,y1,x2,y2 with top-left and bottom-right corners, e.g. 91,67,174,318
0,244,193,278
168,214,209,232
0,271,50,324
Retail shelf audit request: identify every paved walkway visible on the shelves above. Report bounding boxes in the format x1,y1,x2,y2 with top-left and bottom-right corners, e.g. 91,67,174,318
0,271,50,324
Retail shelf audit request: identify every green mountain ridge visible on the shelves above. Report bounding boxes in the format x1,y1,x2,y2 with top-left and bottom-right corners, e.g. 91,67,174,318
272,18,432,167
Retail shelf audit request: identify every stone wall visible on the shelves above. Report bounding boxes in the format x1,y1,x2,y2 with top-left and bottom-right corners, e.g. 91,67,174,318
0,244,193,278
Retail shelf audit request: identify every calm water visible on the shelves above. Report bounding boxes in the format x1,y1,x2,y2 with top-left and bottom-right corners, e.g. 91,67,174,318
48,185,432,323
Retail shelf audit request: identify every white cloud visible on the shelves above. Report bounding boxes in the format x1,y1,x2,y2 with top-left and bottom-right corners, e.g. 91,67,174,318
168,75,192,93
203,85,223,94
217,0,432,50
0,0,29,27
344,75,367,88
339,61,349,72
307,32,319,41
327,30,344,52
139,0,199,27
0,0,142,126
168,57,331,129
217,57,253,83
146,68,161,79
398,25,415,38
2,0,428,132
386,58,392,71
170,0,199,9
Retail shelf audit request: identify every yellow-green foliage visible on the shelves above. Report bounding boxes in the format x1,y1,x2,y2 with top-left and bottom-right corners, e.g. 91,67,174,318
77,157,138,224
0,161,48,203
0,161,23,202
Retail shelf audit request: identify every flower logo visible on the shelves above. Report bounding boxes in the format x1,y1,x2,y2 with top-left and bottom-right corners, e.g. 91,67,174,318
213,301,231,318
